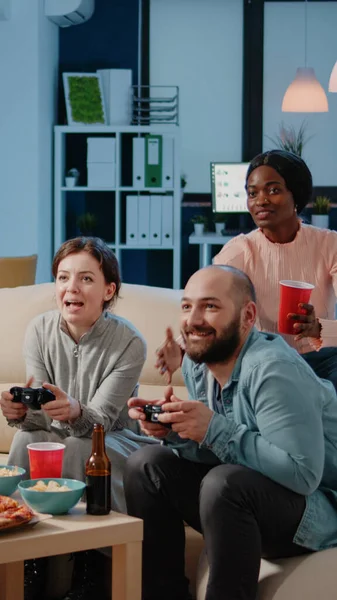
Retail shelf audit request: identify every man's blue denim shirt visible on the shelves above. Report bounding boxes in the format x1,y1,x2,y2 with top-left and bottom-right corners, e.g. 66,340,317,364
165,327,337,551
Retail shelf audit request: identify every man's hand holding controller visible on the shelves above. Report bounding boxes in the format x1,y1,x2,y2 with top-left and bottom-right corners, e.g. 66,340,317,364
129,385,214,443
128,386,176,439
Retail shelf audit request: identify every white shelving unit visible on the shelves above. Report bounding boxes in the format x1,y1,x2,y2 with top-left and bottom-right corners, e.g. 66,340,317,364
54,125,181,288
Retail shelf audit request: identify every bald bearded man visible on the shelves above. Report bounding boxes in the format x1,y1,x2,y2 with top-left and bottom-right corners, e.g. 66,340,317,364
124,265,337,600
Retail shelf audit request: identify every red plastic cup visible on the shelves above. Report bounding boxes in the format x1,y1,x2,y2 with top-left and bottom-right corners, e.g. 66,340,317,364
27,442,65,479
278,280,315,335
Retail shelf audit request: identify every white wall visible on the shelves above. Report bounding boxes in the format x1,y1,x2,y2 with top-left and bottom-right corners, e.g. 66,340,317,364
0,0,58,282
264,1,337,186
150,0,243,193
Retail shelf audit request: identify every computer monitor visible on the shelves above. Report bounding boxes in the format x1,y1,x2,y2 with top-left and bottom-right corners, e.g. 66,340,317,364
211,162,249,213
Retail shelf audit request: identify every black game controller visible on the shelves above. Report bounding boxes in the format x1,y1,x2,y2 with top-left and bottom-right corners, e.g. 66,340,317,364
143,404,171,429
10,387,55,411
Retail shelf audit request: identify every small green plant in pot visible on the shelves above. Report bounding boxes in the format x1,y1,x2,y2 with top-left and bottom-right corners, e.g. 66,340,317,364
213,213,228,234
312,196,331,215
191,214,208,235
311,196,331,229
266,121,312,157
77,212,97,236
65,168,80,188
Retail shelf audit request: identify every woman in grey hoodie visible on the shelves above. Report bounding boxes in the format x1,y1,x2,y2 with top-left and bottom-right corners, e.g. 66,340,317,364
1,236,157,513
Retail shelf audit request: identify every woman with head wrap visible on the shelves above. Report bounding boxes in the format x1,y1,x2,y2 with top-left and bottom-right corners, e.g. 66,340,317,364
212,149,337,387
155,150,337,390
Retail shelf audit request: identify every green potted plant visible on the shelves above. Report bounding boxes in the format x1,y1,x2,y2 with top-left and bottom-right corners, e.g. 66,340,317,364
312,196,331,229
191,214,208,235
65,168,80,188
77,212,97,236
213,213,228,234
266,121,312,157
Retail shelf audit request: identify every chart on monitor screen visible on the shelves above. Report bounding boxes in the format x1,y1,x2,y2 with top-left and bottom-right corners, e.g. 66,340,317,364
211,162,249,214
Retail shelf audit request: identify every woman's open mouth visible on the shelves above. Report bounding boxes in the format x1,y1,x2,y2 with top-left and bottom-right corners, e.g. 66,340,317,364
65,300,84,311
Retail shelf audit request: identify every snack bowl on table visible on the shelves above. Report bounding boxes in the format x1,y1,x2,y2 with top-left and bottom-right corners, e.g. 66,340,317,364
19,478,86,515
0,465,26,496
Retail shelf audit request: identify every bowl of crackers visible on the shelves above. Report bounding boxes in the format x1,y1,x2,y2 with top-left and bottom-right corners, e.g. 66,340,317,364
18,478,85,515
0,465,26,496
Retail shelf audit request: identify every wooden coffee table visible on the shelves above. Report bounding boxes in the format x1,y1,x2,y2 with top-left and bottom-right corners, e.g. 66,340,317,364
0,503,143,600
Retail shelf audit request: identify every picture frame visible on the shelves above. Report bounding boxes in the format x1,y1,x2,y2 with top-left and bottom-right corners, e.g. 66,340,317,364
62,72,107,126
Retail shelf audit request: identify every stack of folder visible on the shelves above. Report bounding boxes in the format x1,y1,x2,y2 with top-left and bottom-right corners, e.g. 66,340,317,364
126,195,173,247
132,135,174,189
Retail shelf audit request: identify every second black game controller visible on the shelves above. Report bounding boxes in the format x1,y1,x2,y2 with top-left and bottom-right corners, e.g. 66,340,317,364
142,404,172,429
10,386,55,411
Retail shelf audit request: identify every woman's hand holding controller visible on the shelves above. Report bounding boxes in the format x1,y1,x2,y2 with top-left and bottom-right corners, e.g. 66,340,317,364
0,377,33,420
39,382,81,422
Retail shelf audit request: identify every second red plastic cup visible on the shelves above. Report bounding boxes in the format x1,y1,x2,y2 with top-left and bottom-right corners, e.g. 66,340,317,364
27,442,65,479
278,280,315,335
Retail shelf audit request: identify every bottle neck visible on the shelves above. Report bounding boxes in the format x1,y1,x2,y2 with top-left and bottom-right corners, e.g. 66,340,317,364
92,426,105,455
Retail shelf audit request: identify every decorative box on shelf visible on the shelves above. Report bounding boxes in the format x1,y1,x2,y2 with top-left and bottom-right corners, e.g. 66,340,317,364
87,137,116,188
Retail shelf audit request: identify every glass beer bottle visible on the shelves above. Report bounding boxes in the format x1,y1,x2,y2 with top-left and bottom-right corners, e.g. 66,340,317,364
85,423,111,515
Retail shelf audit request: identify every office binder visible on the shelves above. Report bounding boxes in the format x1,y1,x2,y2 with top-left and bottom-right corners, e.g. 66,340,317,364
126,196,138,245
138,195,150,245
161,195,173,245
162,136,174,188
149,195,162,245
145,135,162,187
132,137,145,188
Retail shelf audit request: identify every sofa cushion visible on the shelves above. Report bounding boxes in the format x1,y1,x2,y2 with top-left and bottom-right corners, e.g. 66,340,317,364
196,546,337,600
114,283,185,387
0,283,56,384
185,527,205,600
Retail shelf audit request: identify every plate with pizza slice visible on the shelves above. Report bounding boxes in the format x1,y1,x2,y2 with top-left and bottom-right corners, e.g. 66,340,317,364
0,494,35,533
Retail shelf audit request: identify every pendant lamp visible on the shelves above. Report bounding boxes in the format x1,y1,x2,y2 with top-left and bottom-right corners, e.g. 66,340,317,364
282,0,328,112
328,61,337,92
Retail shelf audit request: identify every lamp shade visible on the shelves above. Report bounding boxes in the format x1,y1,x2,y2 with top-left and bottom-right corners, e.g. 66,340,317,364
282,67,328,112
328,61,337,92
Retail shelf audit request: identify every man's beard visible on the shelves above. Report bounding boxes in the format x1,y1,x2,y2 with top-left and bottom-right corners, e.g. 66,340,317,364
182,314,241,365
